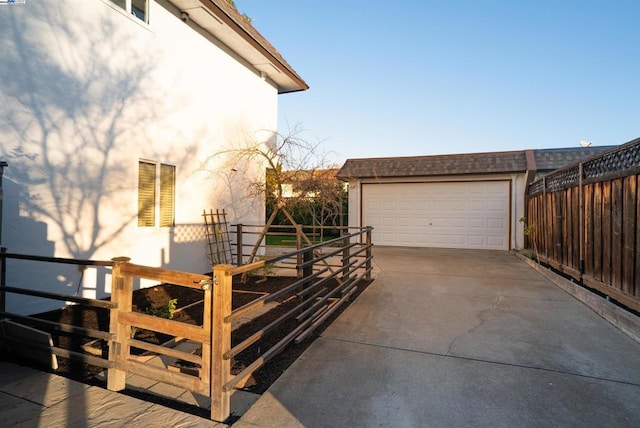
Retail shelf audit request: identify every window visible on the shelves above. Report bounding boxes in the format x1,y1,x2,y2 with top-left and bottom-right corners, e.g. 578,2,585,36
109,0,149,24
159,163,175,227
138,161,175,227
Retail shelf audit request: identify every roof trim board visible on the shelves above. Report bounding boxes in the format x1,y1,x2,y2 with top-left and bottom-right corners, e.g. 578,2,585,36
165,0,308,94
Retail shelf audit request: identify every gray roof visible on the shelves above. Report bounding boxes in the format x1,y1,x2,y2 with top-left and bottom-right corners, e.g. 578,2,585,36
337,147,616,180
533,147,615,171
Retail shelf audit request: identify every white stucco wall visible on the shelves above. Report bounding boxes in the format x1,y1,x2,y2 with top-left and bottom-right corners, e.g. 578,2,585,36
347,173,527,251
0,1,278,314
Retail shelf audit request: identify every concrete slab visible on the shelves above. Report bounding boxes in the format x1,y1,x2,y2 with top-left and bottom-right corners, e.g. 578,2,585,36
0,361,224,427
0,391,44,426
236,338,640,428
324,269,640,383
236,247,640,427
93,338,260,419
176,389,261,417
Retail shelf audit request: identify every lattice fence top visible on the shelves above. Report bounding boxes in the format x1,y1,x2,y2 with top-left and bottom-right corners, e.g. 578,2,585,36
583,143,640,181
528,138,640,195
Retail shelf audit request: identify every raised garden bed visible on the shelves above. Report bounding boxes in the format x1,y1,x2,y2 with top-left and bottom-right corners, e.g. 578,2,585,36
4,274,371,402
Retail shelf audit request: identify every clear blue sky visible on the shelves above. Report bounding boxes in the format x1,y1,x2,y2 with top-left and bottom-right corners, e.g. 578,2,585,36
236,0,639,164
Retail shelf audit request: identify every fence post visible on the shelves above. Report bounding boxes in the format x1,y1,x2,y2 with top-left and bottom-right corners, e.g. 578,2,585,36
107,256,132,392
0,247,6,312
236,224,243,266
296,224,303,278
578,163,585,277
365,227,372,281
211,264,233,422
342,233,351,281
303,248,314,294
543,177,549,259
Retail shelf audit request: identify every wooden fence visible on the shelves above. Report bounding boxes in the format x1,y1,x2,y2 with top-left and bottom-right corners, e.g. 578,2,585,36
525,138,640,313
0,226,373,422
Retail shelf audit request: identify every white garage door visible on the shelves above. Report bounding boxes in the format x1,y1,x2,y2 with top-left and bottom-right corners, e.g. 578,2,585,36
362,181,510,250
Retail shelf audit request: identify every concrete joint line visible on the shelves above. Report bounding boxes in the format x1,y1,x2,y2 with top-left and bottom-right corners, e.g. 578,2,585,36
324,336,640,388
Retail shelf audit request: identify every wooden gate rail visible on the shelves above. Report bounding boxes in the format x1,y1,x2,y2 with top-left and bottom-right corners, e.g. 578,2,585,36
107,258,215,400
526,138,640,312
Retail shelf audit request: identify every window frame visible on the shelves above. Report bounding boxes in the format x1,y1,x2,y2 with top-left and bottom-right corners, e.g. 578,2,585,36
105,0,150,25
137,160,175,228
159,163,176,228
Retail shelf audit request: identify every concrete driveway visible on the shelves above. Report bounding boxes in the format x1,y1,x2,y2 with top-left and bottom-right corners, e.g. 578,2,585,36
236,246,640,427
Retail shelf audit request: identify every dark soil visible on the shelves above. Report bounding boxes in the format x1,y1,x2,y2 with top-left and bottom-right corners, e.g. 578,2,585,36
1,274,370,416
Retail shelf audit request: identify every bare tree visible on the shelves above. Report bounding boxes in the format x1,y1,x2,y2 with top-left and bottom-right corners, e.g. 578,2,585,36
203,124,345,267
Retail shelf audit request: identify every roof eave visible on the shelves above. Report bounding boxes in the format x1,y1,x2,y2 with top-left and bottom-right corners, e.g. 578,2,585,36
165,0,309,94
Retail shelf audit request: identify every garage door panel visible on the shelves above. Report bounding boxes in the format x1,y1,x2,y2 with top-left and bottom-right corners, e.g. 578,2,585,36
487,218,505,228
488,236,505,245
468,235,485,246
363,181,509,250
468,218,485,228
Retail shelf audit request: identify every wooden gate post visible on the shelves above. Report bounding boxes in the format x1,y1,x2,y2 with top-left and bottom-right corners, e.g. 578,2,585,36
107,256,132,392
211,264,233,422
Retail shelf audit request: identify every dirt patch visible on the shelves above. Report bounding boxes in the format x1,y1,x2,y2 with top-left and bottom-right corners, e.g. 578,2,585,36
2,274,370,407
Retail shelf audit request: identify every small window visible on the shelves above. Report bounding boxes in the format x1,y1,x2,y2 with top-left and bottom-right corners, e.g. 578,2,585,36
109,0,149,24
138,161,156,227
159,164,175,228
138,161,175,227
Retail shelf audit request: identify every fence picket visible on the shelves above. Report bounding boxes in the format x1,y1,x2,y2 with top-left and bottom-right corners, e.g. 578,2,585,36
584,183,594,277
622,176,637,295
602,181,613,285
525,139,640,312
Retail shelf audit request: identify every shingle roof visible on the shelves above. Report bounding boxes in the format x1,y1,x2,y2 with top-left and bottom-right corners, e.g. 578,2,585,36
336,147,616,180
533,147,614,171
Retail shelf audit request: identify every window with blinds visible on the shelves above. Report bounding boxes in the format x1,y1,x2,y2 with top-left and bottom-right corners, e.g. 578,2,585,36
138,161,156,227
160,164,175,227
137,161,175,227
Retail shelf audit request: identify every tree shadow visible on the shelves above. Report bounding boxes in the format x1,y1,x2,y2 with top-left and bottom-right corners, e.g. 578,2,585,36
0,5,194,425
0,4,197,301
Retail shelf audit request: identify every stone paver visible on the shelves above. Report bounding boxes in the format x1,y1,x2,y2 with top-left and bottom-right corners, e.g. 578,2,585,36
0,361,224,427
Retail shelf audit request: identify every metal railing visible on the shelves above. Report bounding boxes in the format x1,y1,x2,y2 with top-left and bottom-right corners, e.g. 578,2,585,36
0,225,374,422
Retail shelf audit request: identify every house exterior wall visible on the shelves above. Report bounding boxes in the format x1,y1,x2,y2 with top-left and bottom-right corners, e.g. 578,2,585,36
346,173,527,250
0,1,277,314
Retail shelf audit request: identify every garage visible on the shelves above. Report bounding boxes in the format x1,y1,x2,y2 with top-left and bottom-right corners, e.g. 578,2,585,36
362,181,510,250
338,148,613,251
